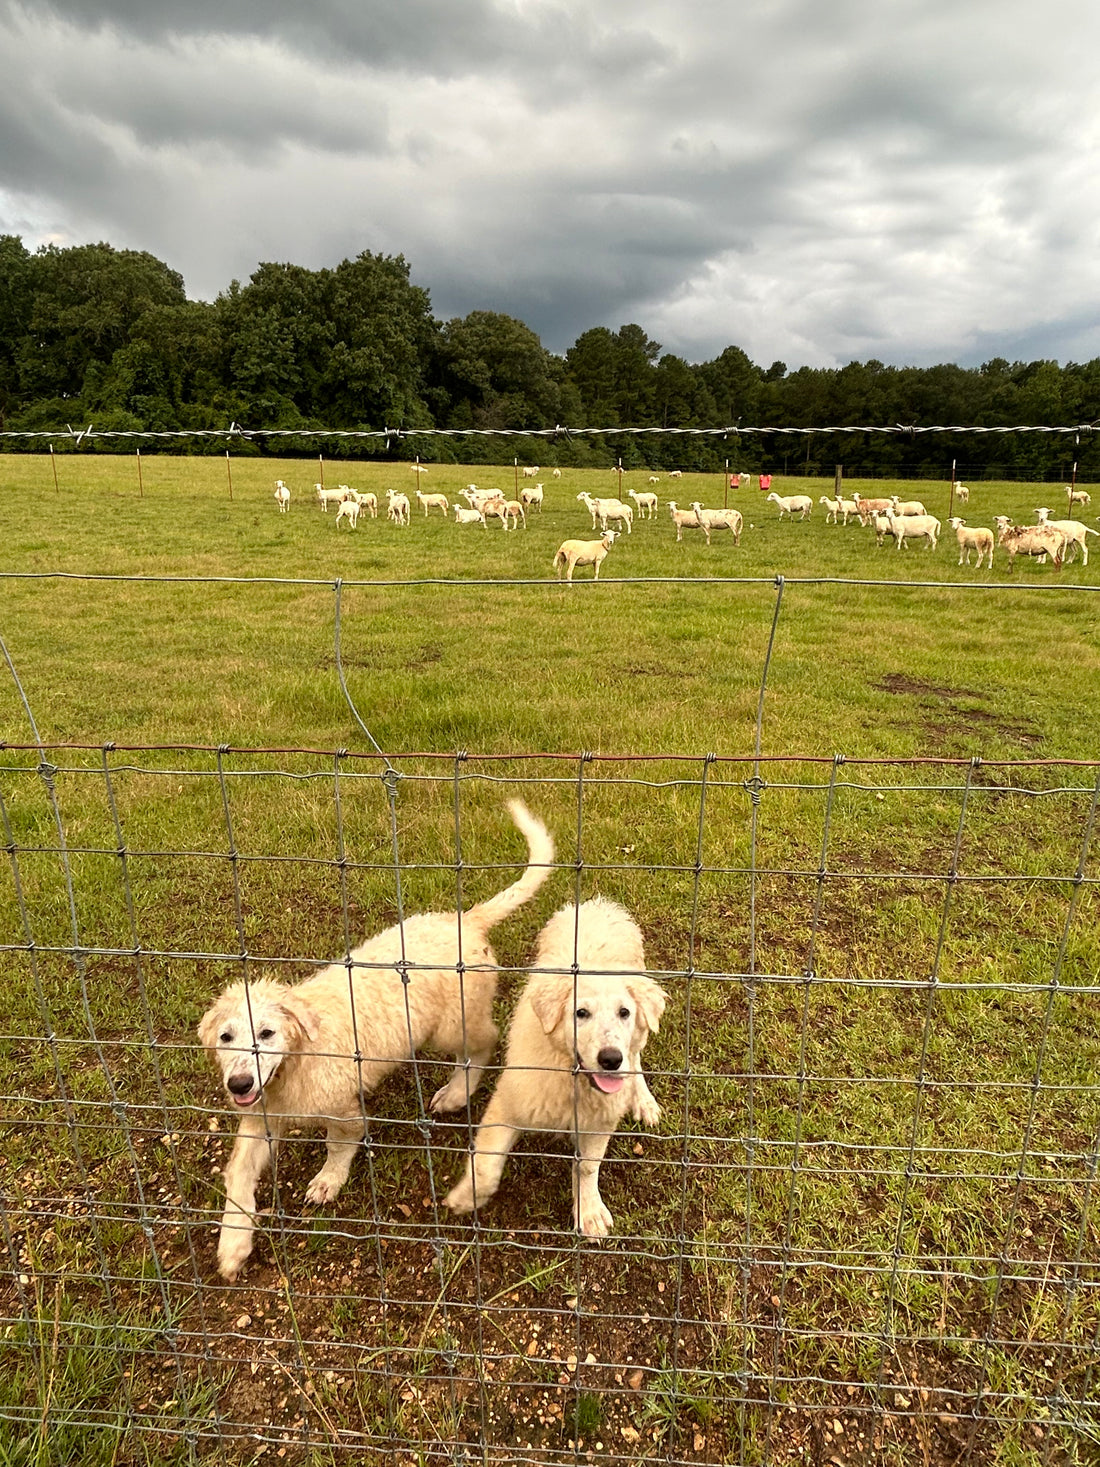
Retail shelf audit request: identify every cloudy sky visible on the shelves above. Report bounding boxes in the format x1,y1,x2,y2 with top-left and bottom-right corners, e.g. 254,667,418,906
2,0,1099,370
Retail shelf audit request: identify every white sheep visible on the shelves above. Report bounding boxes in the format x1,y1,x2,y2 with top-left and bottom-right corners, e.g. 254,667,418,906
463,487,505,510
502,500,527,531
1032,508,1099,565
334,497,360,530
890,495,927,517
691,503,743,545
1068,486,1092,507
818,495,842,524
522,465,540,478
453,505,488,528
953,481,970,504
628,488,658,518
347,490,378,518
648,475,661,484
386,490,411,526
885,511,940,550
273,481,290,513
482,498,511,531
551,468,562,478
576,492,632,534
553,531,617,582
520,482,544,513
416,489,450,517
315,483,346,512
947,517,994,569
851,492,893,525
410,463,429,475
668,470,683,479
667,501,709,544
766,492,813,520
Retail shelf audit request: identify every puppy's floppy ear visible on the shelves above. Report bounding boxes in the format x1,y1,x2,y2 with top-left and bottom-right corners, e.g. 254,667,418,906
197,1000,228,1054
277,993,322,1045
527,978,570,1037
627,978,667,1040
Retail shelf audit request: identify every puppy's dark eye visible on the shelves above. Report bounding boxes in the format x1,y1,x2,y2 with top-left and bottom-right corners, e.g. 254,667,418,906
619,1007,631,1020
575,1008,589,1020
258,1028,275,1042
219,1031,232,1045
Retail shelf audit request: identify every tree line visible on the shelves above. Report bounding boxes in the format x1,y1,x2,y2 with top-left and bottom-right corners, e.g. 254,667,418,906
2,235,1098,480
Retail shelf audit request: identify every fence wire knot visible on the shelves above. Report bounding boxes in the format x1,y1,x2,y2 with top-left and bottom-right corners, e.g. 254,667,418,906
743,774,767,803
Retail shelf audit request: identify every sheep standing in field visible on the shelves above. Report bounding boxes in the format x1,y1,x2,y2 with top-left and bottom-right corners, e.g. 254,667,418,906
522,465,540,478
274,481,290,513
947,517,994,569
885,511,940,550
1033,508,1099,565
851,492,893,525
1068,486,1091,508
890,495,927,517
482,498,512,531
766,492,813,520
346,490,378,518
648,475,661,484
416,489,450,517
386,490,411,526
819,495,842,524
551,468,562,479
554,531,617,583
667,501,709,543
410,464,429,475
691,503,743,544
453,505,488,528
668,469,682,479
995,518,1067,569
576,492,633,534
464,487,505,512
628,488,658,519
953,481,970,504
316,483,346,512
502,500,527,530
521,482,544,513
334,497,360,530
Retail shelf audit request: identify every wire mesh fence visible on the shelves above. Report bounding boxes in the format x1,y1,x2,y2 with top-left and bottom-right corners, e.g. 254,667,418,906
2,560,1100,1465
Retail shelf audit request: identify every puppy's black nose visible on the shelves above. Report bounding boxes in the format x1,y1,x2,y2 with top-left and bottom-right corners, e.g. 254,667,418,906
227,1074,255,1095
597,1048,622,1071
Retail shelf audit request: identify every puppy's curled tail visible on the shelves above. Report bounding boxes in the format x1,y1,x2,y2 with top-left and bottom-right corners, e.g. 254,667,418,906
466,799,555,934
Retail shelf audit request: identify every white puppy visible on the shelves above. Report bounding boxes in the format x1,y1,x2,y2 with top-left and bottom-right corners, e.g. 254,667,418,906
445,897,665,1237
198,800,555,1280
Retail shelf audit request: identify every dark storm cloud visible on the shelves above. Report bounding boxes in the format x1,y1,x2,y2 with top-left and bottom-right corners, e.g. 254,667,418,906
2,0,1099,368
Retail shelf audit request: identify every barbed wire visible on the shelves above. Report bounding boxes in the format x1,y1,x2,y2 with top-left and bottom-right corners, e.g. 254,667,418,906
1,420,1098,445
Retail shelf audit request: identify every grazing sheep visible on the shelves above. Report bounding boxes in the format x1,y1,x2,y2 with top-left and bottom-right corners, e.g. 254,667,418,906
668,470,682,479
316,484,347,512
766,492,813,520
691,503,743,545
334,497,360,530
628,488,658,519
386,490,411,526
1032,509,1099,564
947,517,994,569
416,490,450,517
667,501,709,544
551,468,562,478
995,519,1067,569
890,496,928,517
522,465,540,478
410,464,429,475
953,481,970,504
273,481,290,513
1068,487,1091,507
648,475,661,484
521,482,544,513
577,492,633,534
453,505,488,528
885,511,940,550
553,530,617,583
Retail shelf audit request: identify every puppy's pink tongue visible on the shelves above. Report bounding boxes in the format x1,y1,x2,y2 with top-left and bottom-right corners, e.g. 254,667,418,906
592,1073,625,1093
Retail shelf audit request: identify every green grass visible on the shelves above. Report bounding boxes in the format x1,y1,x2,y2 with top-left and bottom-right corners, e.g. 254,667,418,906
1,455,1099,1464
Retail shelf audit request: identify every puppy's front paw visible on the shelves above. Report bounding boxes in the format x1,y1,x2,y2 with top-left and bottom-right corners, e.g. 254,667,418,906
577,1199,613,1238
444,1176,476,1214
217,1225,253,1282
305,1172,342,1207
633,1095,661,1127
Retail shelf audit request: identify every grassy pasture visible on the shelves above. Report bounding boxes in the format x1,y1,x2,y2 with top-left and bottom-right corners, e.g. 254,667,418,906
1,454,1100,1465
